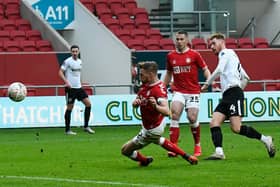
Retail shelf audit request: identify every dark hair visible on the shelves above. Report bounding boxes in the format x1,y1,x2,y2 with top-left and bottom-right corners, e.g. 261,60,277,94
176,30,188,37
138,61,158,74
210,33,225,40
70,45,79,50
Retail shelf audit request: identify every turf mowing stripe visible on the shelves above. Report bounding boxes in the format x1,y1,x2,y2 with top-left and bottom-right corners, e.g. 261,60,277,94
0,175,170,187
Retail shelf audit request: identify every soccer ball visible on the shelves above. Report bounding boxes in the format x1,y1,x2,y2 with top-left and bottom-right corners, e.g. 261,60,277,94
7,82,27,102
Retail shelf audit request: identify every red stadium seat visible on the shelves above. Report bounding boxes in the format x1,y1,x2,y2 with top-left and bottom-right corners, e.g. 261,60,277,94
0,41,4,51
4,0,20,9
146,29,162,40
108,0,123,10
20,40,37,52
4,40,21,52
96,7,112,19
127,39,144,50
26,30,42,41
5,8,21,20
160,38,175,50
130,8,148,19
101,17,120,30
134,18,150,29
122,0,137,9
119,18,135,30
95,0,109,9
0,19,17,31
113,7,130,19
131,28,146,40
114,29,132,41
143,39,161,50
191,38,207,49
0,30,10,41
80,0,95,12
238,37,254,48
10,30,26,41
254,37,269,48
36,40,53,51
15,19,32,31
0,9,4,19
0,1,4,10
225,38,238,49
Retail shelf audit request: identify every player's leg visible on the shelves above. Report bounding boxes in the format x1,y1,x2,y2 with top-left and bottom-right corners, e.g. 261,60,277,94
64,88,76,135
79,89,94,134
186,107,201,156
205,111,226,160
65,103,75,134
158,137,198,165
230,116,276,158
168,93,184,157
121,129,153,166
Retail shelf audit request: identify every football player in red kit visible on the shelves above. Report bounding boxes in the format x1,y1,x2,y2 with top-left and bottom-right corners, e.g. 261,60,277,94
121,61,198,166
164,30,211,157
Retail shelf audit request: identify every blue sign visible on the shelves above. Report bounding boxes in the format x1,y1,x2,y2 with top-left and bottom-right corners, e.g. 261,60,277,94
32,0,74,30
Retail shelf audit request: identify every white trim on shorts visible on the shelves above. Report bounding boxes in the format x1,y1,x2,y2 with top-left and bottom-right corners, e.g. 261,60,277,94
132,120,166,146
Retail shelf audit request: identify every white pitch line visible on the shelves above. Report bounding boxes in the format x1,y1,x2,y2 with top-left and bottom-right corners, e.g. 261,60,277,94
0,175,170,187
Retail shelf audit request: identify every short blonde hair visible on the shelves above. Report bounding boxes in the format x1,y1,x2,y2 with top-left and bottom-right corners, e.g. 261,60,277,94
210,33,225,40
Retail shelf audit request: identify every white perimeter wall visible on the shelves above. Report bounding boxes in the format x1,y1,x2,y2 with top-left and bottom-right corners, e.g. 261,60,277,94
61,0,132,94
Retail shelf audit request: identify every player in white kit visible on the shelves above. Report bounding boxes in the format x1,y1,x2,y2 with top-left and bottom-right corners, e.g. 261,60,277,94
59,45,94,135
201,33,276,160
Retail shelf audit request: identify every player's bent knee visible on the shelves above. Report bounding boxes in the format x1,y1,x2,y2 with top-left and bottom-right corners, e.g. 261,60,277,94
230,126,240,134
121,144,130,156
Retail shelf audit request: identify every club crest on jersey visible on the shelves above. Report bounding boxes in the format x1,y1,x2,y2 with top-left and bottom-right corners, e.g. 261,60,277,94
146,90,150,96
186,58,191,64
172,60,176,64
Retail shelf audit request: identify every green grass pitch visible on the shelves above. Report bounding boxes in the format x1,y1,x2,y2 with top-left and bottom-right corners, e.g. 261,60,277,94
0,122,278,187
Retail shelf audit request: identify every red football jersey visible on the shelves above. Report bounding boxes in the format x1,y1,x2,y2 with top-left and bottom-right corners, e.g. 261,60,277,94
166,49,207,94
137,80,167,130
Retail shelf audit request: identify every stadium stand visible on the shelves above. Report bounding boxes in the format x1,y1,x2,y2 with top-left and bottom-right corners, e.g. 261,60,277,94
101,17,120,30
191,38,207,49
146,29,162,40
131,28,146,40
114,28,131,41
25,30,41,41
20,40,37,52
108,0,123,10
225,38,238,49
113,7,130,19
159,38,175,50
0,41,4,51
36,40,53,52
143,39,161,50
4,40,20,51
238,37,254,48
10,30,26,41
254,37,269,48
122,0,137,9
119,17,135,30
15,19,32,31
79,0,95,13
135,17,150,29
0,30,10,41
127,39,145,50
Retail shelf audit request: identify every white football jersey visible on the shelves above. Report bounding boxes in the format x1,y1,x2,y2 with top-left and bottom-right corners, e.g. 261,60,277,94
61,56,82,88
207,48,249,92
